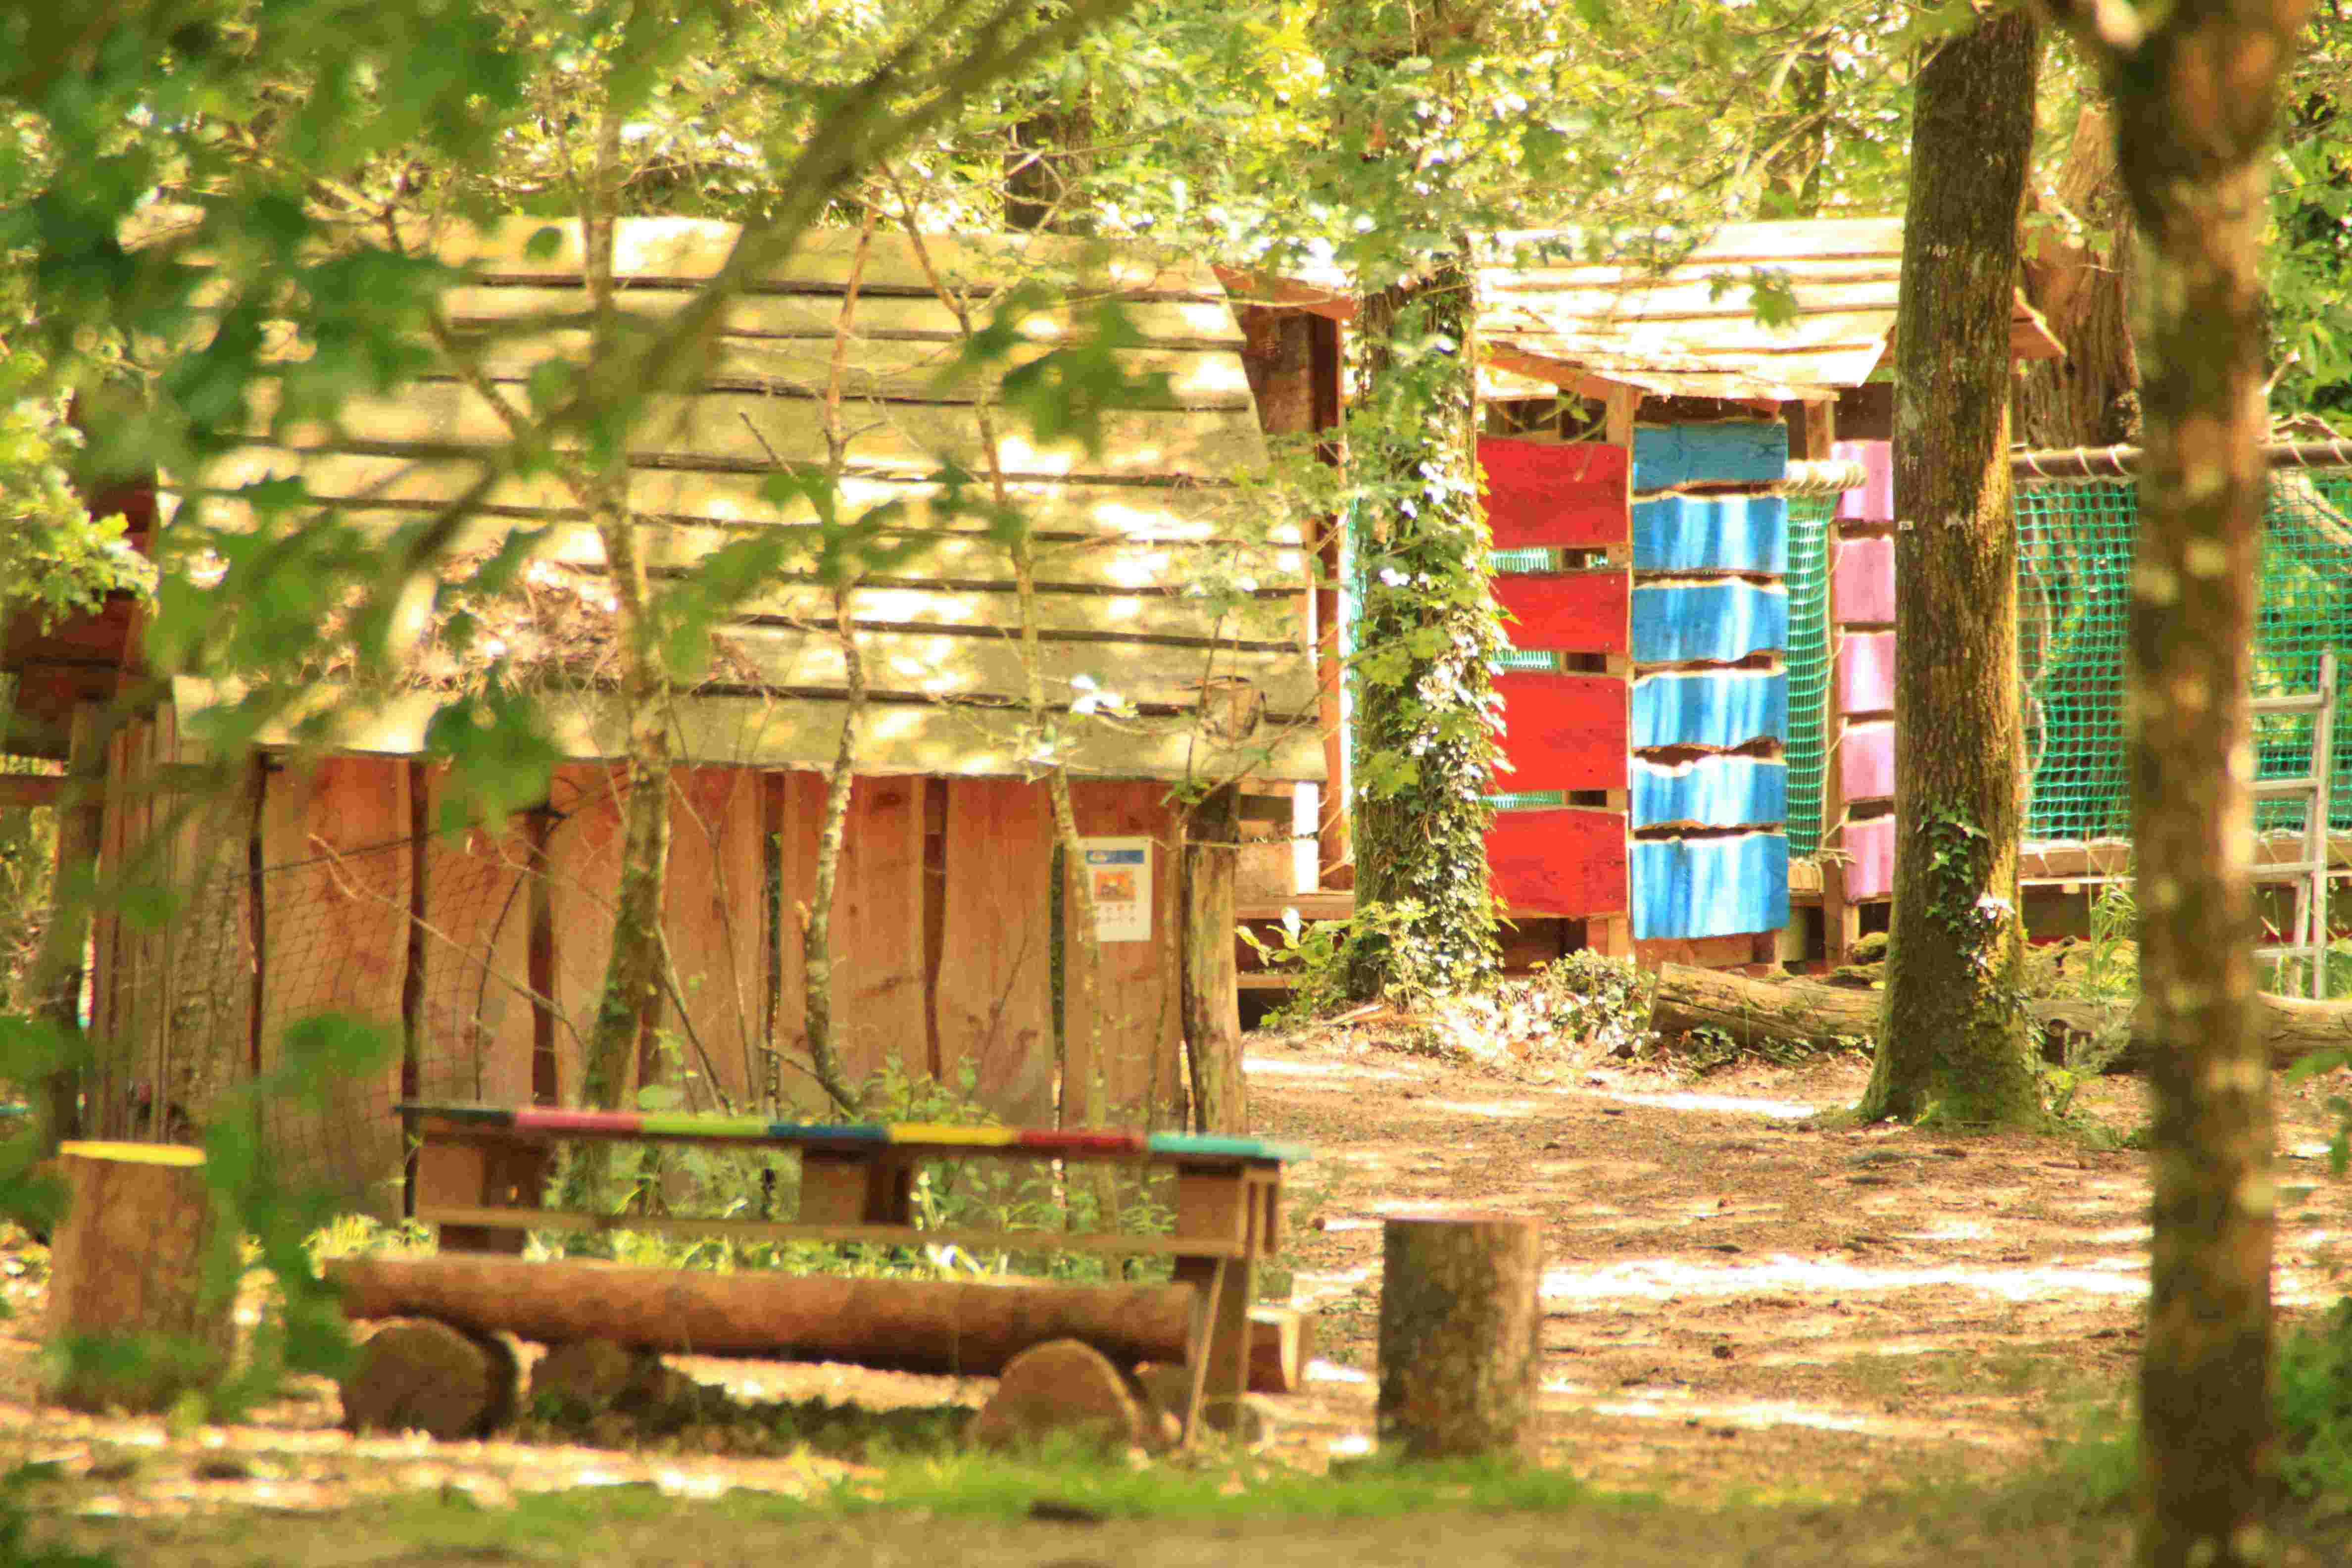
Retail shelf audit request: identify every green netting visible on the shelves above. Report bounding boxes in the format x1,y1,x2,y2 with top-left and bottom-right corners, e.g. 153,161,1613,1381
2017,472,2352,840
1783,496,1836,854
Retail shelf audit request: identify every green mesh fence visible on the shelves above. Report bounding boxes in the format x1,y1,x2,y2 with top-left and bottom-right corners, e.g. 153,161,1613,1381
1784,496,1835,854
1781,470,2352,855
2016,472,2352,840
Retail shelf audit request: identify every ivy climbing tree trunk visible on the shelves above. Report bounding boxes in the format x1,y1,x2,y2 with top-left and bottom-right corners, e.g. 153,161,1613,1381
1859,11,2044,1129
2037,3,2314,1564
1342,244,1503,1002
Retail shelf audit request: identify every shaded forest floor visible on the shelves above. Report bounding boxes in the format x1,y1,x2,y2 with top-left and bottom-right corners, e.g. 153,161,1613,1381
9,1027,2352,1565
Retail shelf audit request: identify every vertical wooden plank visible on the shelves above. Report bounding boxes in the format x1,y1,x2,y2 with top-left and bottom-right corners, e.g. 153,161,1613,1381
526,806,559,1105
545,761,626,1109
1069,780,1181,1124
932,778,1057,1124
662,767,765,1111
833,775,929,1088
161,714,254,1139
417,770,536,1108
257,756,411,1216
763,770,826,1112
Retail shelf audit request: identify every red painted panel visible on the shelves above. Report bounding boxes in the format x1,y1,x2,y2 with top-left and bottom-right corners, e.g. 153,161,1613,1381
1479,438,1629,550
1492,571,1629,656
1833,536,1896,625
1842,815,1897,900
1836,631,1896,715
1488,808,1627,917
1492,671,1628,792
1839,719,1896,803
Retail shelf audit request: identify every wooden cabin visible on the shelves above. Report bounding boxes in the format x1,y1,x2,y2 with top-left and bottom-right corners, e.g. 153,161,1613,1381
1225,218,2061,983
4,218,1321,1211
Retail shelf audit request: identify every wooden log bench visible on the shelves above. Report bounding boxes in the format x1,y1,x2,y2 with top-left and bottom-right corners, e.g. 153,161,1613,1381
341,1104,1309,1439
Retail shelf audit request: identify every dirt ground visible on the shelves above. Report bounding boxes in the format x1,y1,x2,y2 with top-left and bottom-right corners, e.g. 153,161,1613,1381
10,1028,2352,1566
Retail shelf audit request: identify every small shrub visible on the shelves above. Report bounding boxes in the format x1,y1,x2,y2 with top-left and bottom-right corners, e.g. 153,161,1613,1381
2279,1297,2352,1499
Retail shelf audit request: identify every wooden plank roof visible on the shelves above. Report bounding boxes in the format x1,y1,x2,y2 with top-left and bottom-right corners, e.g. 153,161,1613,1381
1225,217,2063,406
172,218,1321,783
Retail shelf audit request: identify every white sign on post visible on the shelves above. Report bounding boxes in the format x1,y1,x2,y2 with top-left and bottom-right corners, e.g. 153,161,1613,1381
1079,837,1152,943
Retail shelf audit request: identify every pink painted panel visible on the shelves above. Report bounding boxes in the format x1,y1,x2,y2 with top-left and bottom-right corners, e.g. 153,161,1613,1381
1836,631,1896,715
1842,815,1897,900
1832,535,1895,625
1833,439,1894,523
1839,719,1896,803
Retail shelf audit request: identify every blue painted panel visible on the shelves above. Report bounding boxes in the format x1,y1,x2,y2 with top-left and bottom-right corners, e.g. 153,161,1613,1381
1631,494,1788,573
1631,582,1788,664
1629,833,1791,940
1631,422,1787,490
1631,756,1787,831
1631,670,1787,749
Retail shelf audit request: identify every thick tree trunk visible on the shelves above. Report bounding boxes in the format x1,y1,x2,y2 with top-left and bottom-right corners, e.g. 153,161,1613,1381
1179,783,1246,1133
1376,1212,1541,1462
2016,104,2142,448
45,1143,232,1413
1344,243,1503,1000
1644,960,2352,1072
2100,6,2313,1562
328,1255,1200,1375
1862,13,2044,1128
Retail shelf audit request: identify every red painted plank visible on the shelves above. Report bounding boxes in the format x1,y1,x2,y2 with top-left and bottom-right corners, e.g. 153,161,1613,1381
1833,536,1895,625
1839,719,1896,803
1842,815,1897,900
1492,572,1630,656
1487,808,1627,917
1835,631,1896,715
1492,671,1628,792
1478,438,1628,550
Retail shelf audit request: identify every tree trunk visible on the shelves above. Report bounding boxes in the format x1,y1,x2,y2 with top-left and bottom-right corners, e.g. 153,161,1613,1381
1376,1212,1541,1462
1861,13,2044,1129
1643,960,2352,1072
327,1254,1201,1375
1344,242,1503,1000
2015,104,2142,448
44,1142,232,1413
1179,783,1245,1133
2094,5,2315,1562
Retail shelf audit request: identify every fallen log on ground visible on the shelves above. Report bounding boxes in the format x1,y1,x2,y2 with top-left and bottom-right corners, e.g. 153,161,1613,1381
328,1256,1199,1375
327,1255,1306,1389
1646,962,2352,1074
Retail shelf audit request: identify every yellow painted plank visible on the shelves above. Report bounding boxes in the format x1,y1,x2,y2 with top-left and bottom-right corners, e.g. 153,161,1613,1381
243,380,1266,481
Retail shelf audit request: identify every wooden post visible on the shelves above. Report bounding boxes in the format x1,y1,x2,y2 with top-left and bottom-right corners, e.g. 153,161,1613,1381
1377,1211,1543,1461
44,1141,233,1413
1590,386,1643,961
1180,784,1246,1133
34,705,105,1153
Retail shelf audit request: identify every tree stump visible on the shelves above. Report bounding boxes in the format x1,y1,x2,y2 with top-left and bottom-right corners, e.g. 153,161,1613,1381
43,1141,234,1413
1376,1212,1542,1462
339,1318,520,1439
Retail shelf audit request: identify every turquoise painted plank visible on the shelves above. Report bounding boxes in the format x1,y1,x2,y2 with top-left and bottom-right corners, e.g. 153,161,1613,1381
1632,422,1787,490
1631,494,1787,573
1629,833,1790,940
1630,670,1788,749
1630,756,1787,830
1631,582,1787,664
1147,1132,1314,1162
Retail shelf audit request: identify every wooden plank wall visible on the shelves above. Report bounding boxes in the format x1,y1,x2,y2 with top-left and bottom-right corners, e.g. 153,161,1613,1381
1477,435,1631,928
1625,420,1792,956
184,217,1323,785
1824,440,1899,915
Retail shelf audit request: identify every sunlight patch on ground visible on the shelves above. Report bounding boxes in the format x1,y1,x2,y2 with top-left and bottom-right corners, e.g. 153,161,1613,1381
1539,1255,2150,1305
1246,1056,1421,1084
1584,1391,2023,1448
1892,1223,1990,1242
1421,1098,1548,1119
1305,1360,1371,1385
1588,1088,1819,1120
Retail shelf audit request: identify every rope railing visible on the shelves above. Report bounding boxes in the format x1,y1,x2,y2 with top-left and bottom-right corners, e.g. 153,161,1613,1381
2011,439,2352,483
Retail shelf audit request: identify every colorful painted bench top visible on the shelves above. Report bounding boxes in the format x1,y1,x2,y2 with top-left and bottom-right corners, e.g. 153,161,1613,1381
396,1103,1309,1165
